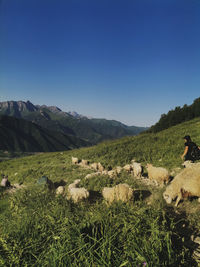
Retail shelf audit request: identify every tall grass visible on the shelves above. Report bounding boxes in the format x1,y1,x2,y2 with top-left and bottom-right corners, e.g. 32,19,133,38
0,186,194,266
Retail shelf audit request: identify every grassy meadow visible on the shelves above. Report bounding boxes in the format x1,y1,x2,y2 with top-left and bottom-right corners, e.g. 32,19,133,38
1,118,200,266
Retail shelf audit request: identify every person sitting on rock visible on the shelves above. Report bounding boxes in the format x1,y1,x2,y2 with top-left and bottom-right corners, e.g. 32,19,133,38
181,135,200,162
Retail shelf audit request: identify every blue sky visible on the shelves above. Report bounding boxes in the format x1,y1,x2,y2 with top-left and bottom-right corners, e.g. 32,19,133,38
0,0,200,126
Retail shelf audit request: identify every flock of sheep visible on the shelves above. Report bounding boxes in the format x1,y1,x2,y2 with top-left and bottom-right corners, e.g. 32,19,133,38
55,157,200,207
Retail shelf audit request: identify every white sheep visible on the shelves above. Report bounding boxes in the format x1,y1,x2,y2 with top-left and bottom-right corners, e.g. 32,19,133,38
102,170,108,175
182,161,200,168
163,165,200,206
182,160,193,168
67,187,89,203
97,162,105,172
90,162,99,171
123,164,133,173
85,172,102,179
56,186,65,195
68,179,81,190
146,163,169,186
79,159,89,167
131,160,143,178
1,177,10,187
170,167,181,177
72,157,79,165
107,170,117,178
102,183,134,204
6,183,25,194
67,179,89,203
115,166,123,174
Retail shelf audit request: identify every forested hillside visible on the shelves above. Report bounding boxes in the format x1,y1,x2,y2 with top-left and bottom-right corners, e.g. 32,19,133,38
148,97,200,133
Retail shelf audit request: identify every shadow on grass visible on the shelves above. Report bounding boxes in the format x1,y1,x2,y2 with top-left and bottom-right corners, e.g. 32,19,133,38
133,189,152,201
88,190,103,204
164,206,199,266
53,179,67,188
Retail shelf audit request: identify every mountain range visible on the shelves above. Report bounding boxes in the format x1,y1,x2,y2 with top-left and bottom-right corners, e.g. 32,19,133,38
0,100,147,152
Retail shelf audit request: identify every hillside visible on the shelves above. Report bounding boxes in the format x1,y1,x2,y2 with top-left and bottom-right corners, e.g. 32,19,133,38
148,97,200,133
2,116,200,175
1,117,200,266
66,117,200,170
0,115,89,152
0,101,147,144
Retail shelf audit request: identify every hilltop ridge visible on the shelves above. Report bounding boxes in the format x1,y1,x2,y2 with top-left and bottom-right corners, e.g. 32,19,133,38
148,97,200,133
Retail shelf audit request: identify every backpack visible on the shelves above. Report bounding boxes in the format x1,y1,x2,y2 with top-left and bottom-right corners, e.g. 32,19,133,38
191,144,200,161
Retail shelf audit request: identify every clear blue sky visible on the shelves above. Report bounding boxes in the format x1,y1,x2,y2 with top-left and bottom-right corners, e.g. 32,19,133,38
0,0,200,126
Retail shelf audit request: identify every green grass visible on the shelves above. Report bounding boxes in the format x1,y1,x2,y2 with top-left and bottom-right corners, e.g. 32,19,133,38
1,117,200,266
0,186,194,266
69,117,200,170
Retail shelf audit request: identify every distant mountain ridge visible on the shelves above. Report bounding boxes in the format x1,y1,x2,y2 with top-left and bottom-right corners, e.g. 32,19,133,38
68,111,91,119
0,100,37,116
0,100,147,144
0,101,91,119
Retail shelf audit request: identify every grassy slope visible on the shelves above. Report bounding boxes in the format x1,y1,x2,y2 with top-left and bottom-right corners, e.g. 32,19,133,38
1,117,200,197
0,117,200,266
71,117,200,170
0,115,89,152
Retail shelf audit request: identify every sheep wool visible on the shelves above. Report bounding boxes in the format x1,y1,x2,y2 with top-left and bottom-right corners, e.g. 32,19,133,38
97,162,105,172
146,163,169,186
68,179,81,190
1,178,8,187
123,164,133,173
56,186,65,195
102,183,133,204
182,161,200,168
163,165,200,206
115,166,123,174
131,161,143,178
80,159,89,166
85,172,102,179
90,163,98,171
107,170,117,178
72,157,79,165
68,187,89,203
